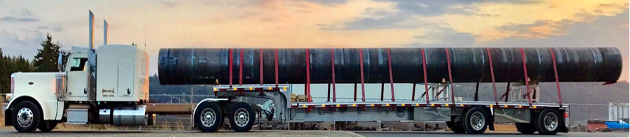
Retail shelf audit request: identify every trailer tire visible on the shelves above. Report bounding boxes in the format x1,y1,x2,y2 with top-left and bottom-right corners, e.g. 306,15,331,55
229,102,256,132
38,121,58,132
11,100,41,133
462,107,488,134
194,102,223,132
515,123,536,134
536,108,560,135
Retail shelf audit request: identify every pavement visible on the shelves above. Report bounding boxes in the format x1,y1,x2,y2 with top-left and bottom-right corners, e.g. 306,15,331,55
0,129,628,137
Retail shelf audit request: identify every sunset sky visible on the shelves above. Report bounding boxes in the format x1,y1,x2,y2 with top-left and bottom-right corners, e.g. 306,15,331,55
0,0,628,81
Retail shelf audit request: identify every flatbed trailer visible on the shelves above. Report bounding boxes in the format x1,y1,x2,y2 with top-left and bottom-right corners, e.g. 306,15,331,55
191,83,569,135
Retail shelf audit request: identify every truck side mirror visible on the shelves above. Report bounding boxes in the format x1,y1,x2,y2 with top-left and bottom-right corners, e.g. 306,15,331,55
58,53,63,72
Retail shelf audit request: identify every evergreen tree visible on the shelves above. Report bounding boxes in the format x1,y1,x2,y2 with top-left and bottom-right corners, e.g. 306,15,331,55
33,33,62,72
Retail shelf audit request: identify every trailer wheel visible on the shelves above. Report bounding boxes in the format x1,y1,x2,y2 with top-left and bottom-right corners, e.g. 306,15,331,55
515,123,536,134
462,107,488,134
446,121,465,134
11,100,41,133
194,102,223,132
536,108,560,135
229,102,256,132
38,121,58,132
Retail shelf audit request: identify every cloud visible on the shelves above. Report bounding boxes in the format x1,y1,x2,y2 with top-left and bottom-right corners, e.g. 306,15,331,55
340,13,422,30
376,0,537,16
0,16,38,22
303,0,348,5
484,9,629,80
36,25,63,32
329,0,534,31
407,27,476,47
160,1,177,8
496,19,573,38
1,9,38,23
0,31,44,59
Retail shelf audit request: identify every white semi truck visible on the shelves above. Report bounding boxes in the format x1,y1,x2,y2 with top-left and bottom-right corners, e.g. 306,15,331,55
5,45,151,132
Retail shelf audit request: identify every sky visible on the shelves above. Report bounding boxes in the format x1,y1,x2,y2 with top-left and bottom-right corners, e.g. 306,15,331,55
0,0,628,81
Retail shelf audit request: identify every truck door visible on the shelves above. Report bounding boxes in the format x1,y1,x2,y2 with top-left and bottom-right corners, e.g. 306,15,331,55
118,56,134,97
67,58,88,98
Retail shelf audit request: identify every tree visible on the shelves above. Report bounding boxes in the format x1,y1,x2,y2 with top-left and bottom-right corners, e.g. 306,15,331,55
33,33,62,72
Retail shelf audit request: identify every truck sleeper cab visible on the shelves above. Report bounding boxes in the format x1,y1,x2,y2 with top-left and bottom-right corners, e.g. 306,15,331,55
4,45,149,132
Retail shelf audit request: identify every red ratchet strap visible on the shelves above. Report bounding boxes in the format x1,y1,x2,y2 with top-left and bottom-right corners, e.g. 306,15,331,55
260,49,263,85
519,48,533,105
274,49,279,87
421,48,429,104
229,49,233,87
331,49,337,102
259,49,264,95
486,48,499,105
444,48,455,105
306,49,312,103
387,49,395,102
549,48,562,106
412,83,416,101
239,49,244,86
359,49,366,102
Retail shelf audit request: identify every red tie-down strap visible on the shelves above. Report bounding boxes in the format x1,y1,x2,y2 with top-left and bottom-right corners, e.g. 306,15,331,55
275,49,279,87
229,49,233,87
549,48,562,106
359,49,366,102
486,48,499,105
421,48,429,104
444,48,455,105
387,49,395,102
519,48,533,105
306,49,312,103
331,49,337,102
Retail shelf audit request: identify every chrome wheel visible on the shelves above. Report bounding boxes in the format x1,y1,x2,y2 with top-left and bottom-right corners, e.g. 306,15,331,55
543,112,558,131
469,111,485,131
200,108,217,127
233,108,249,127
17,108,34,127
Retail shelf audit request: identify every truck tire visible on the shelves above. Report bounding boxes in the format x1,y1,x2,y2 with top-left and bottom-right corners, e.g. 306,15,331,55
536,108,560,135
515,123,536,134
38,121,58,132
194,102,223,132
229,102,256,132
462,107,488,134
11,101,41,133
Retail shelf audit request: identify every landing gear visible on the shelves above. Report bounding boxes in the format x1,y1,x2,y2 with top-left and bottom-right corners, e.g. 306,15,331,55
12,101,41,133
194,102,223,132
229,102,256,132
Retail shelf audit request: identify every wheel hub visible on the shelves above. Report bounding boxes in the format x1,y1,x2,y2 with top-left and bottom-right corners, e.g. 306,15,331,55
200,108,217,127
234,108,249,127
469,111,485,131
17,108,34,127
543,112,558,131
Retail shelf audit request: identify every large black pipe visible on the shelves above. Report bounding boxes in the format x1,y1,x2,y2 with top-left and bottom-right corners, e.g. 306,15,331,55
158,47,622,85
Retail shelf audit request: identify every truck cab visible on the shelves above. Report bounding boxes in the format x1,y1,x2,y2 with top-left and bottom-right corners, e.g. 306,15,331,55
4,45,149,132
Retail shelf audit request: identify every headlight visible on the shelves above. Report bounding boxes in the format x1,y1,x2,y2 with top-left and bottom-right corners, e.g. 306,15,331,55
5,93,13,101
